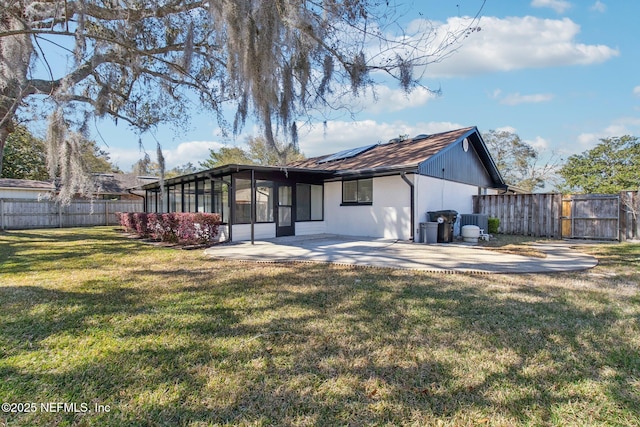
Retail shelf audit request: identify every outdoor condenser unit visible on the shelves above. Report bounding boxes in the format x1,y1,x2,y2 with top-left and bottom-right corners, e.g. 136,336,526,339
459,214,489,233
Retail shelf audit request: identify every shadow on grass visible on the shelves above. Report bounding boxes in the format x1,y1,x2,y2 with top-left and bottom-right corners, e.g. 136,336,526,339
1,233,639,425
0,228,158,274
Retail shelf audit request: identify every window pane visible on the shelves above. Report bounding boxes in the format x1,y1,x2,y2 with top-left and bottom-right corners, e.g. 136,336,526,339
343,181,358,203
279,206,292,226
357,179,373,203
222,183,229,223
256,180,274,222
213,180,229,222
311,184,323,220
278,185,292,205
296,184,311,221
185,182,195,212
169,185,182,212
202,180,211,213
234,179,251,223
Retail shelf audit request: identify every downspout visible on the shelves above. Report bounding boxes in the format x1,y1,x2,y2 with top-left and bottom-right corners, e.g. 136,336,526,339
400,172,415,241
127,189,145,210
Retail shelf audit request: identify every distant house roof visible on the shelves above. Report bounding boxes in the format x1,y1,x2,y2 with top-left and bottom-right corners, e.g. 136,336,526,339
0,178,55,191
93,174,158,194
289,127,475,172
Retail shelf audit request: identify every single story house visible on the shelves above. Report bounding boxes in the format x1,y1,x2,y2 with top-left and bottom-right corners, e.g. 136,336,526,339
0,174,157,201
0,178,56,199
140,126,507,242
91,173,158,200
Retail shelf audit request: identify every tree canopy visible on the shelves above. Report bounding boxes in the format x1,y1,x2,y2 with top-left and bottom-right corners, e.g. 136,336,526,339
1,0,484,201
558,135,640,194
0,124,48,180
483,129,558,192
1,124,117,180
200,135,305,169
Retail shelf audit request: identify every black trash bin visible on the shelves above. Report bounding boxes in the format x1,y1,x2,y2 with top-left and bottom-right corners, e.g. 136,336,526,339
427,210,458,243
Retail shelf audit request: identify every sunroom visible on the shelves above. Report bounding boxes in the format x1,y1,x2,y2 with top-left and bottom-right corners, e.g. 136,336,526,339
141,164,334,243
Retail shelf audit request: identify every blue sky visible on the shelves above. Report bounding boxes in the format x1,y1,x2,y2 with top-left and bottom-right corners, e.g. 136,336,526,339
91,0,639,172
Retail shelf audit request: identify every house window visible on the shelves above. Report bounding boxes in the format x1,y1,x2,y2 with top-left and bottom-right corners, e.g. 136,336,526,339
296,183,323,221
234,178,274,224
234,179,252,223
342,178,373,205
212,180,229,222
255,180,274,222
184,181,195,212
168,184,182,212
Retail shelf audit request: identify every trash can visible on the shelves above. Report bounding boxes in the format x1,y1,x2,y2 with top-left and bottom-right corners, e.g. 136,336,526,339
419,222,427,243
427,210,458,243
426,222,438,244
419,222,439,244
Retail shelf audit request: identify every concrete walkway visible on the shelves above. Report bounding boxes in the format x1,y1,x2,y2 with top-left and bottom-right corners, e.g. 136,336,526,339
203,234,598,274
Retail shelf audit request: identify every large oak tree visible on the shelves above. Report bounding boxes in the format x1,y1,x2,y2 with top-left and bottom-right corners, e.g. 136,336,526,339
558,135,640,194
1,0,483,201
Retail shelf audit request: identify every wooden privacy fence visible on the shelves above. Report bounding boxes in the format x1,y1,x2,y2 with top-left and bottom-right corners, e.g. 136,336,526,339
473,192,640,240
473,193,562,237
0,199,143,230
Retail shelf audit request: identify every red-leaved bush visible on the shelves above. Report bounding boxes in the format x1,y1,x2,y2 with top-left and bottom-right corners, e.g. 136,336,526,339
116,212,222,245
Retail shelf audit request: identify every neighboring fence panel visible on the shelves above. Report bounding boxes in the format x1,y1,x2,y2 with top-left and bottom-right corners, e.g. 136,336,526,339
563,194,620,240
474,191,640,241
0,199,143,230
473,193,562,237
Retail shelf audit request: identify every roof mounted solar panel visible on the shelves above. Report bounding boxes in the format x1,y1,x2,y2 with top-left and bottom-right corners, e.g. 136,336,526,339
317,143,377,164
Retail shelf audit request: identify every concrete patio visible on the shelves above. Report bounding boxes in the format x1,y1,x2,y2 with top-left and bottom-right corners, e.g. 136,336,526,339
203,234,599,274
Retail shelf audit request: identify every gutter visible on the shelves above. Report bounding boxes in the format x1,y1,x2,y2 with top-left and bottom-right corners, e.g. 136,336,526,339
400,172,415,242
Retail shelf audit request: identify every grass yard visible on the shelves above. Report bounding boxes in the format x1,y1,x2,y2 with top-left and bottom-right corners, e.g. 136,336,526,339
1,227,639,426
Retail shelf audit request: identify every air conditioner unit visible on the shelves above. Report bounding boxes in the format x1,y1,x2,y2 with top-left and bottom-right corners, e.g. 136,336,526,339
459,214,488,232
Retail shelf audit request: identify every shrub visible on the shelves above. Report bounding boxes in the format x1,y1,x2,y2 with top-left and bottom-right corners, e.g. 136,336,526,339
488,217,500,234
118,212,221,245
116,212,136,233
133,212,149,237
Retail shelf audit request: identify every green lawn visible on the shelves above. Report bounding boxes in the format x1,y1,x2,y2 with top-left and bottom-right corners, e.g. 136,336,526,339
1,227,639,426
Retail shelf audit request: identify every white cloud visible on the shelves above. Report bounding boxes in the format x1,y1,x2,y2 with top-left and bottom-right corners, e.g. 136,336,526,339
106,140,225,171
161,140,226,169
633,86,640,97
590,1,607,12
364,85,438,113
499,92,555,105
322,84,438,116
494,125,518,134
421,16,619,77
297,120,464,157
526,136,550,151
576,118,640,151
531,0,572,14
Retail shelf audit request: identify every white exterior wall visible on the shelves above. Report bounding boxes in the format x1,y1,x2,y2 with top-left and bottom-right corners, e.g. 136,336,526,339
325,175,412,240
414,175,481,240
295,221,327,235
232,223,275,241
0,188,51,199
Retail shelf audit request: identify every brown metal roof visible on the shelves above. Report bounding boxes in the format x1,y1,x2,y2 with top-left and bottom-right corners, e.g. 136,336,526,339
288,127,475,171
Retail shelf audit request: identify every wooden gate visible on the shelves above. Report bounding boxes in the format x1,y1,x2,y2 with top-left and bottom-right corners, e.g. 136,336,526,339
561,194,620,240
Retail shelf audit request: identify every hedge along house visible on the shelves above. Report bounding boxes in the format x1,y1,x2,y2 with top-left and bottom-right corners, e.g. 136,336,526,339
140,127,506,243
